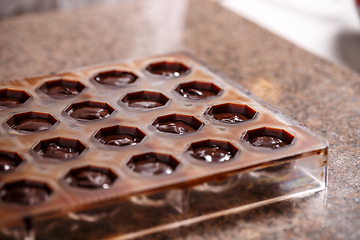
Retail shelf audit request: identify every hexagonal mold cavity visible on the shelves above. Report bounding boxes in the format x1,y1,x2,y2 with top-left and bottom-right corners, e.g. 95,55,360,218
242,127,294,149
145,61,190,78
127,152,180,177
0,88,31,108
93,125,146,147
92,70,138,87
187,139,239,163
152,114,203,135
0,180,52,206
120,91,169,110
39,79,85,98
5,111,58,133
175,81,222,100
64,166,117,189
32,137,87,161
206,103,257,124
0,150,24,173
64,101,115,121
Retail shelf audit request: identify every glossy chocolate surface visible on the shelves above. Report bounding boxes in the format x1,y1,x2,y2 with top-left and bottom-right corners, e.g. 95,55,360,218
212,112,249,123
179,88,215,100
45,86,79,97
13,118,53,132
191,146,233,163
94,72,137,86
40,143,80,159
248,136,287,149
67,170,113,189
129,159,174,176
0,155,17,172
127,100,163,109
70,106,110,120
0,97,22,107
155,121,196,135
1,185,49,205
100,134,140,146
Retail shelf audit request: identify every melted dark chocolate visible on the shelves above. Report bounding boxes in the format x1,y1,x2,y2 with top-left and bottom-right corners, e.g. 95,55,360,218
129,158,173,176
0,155,17,172
248,136,287,149
40,143,80,159
13,118,53,132
95,72,136,86
127,100,162,109
191,146,232,163
212,112,248,123
67,170,112,189
0,97,22,107
45,86,79,97
100,134,140,146
70,106,110,120
1,185,49,205
179,88,215,100
155,121,196,135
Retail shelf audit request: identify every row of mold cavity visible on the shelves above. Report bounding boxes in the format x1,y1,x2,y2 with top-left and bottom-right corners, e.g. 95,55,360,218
0,126,295,207
0,61,213,109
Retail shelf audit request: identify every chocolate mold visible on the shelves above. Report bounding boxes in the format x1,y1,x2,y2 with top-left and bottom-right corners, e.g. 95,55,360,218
145,61,190,78
5,111,58,133
91,70,138,87
120,90,170,110
93,125,146,147
242,127,294,149
0,150,24,173
0,88,31,109
151,114,203,135
64,100,115,121
39,79,86,98
175,81,222,100
206,103,257,124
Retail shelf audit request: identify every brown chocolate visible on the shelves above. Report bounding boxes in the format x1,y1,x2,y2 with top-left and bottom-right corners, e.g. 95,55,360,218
67,170,113,189
248,136,287,149
40,143,80,159
155,121,196,135
1,185,49,205
129,158,173,176
0,97,22,107
100,134,140,146
191,146,232,163
0,155,17,172
70,106,110,120
13,118,53,132
212,113,249,123
94,72,137,87
127,100,162,109
45,86,79,97
179,88,216,100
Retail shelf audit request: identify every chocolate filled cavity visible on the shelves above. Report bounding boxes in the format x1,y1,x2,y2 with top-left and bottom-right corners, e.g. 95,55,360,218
66,170,113,189
127,100,163,109
40,143,81,159
191,146,233,163
179,88,216,100
248,136,287,149
145,62,190,78
100,134,140,146
45,86,79,97
212,113,249,123
1,185,49,205
94,71,137,87
155,121,196,135
70,106,110,120
13,118,53,132
0,155,17,172
129,159,174,176
0,97,22,107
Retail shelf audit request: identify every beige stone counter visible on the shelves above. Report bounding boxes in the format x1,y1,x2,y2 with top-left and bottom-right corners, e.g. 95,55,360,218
0,0,359,239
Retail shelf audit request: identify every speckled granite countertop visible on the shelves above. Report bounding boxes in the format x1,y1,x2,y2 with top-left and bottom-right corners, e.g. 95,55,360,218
0,0,359,239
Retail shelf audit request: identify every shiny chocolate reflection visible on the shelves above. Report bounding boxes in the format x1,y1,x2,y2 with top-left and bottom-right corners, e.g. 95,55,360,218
191,146,233,163
99,134,140,146
13,118,53,132
155,121,196,135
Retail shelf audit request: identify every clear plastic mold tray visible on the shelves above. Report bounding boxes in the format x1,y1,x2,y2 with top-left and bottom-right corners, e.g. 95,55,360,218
0,53,328,240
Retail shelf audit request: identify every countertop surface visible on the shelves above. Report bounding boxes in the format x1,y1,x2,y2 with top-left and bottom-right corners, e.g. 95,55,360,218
0,0,359,239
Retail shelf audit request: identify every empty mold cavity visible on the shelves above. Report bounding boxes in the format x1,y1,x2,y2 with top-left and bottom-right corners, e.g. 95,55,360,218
32,137,86,160
120,91,169,109
93,125,146,147
152,114,203,135
92,70,138,87
64,166,117,189
187,139,238,163
175,81,221,100
206,103,257,124
242,127,294,149
127,152,180,177
0,180,52,206
0,88,31,108
145,61,190,78
39,79,85,98
5,111,58,133
64,101,114,121
0,150,24,173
